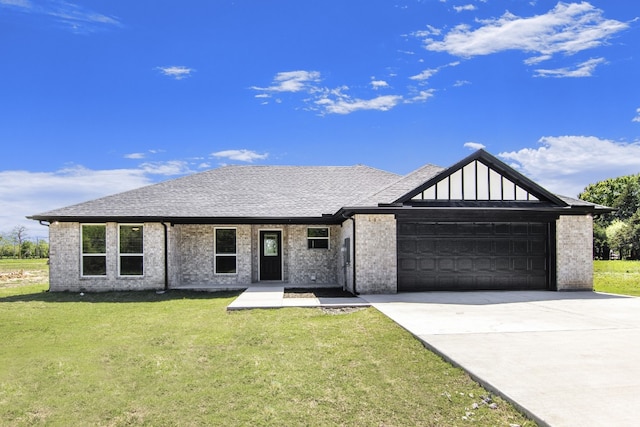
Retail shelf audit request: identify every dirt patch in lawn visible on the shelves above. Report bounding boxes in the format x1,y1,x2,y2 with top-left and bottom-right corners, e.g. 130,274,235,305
0,270,49,288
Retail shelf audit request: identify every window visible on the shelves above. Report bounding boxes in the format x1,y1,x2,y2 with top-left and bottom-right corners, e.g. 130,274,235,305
215,228,237,274
119,225,144,276
308,227,329,249
82,224,106,276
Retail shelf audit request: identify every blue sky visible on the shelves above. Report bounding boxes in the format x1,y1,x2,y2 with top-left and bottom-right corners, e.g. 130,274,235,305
2,0,640,239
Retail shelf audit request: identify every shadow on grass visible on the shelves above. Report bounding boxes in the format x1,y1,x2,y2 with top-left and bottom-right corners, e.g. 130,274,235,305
0,289,243,303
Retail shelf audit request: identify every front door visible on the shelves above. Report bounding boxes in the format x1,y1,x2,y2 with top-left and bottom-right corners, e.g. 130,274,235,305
260,230,282,281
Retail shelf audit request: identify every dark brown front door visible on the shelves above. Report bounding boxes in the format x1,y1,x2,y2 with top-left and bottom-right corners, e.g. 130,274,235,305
260,231,282,281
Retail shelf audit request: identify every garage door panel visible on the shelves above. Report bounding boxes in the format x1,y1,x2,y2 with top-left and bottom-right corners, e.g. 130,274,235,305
419,258,436,271
513,257,528,271
476,258,492,271
438,258,455,271
495,241,510,255
416,223,437,235
398,239,417,253
457,258,474,271
417,240,436,253
398,221,549,291
513,240,528,254
477,240,492,253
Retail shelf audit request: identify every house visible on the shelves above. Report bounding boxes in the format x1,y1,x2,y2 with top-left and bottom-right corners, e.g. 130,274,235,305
29,150,608,294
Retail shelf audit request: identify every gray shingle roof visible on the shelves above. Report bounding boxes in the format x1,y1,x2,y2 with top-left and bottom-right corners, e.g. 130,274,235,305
31,165,401,220
355,163,445,206
30,156,611,222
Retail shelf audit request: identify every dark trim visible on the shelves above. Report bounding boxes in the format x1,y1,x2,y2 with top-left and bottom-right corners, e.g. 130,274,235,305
548,221,557,290
350,216,357,295
28,216,341,225
162,222,169,291
393,149,569,207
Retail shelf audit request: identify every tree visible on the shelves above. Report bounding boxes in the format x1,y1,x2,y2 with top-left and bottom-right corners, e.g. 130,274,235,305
580,174,640,260
10,226,28,259
579,174,640,222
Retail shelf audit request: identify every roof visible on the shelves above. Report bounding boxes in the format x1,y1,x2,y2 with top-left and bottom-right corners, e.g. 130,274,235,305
30,165,400,221
355,163,445,206
29,151,611,223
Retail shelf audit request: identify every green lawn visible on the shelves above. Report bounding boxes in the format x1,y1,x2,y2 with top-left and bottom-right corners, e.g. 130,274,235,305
0,260,534,426
594,260,640,296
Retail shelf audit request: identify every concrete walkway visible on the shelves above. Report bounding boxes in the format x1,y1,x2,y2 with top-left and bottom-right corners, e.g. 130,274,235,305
361,291,640,427
226,286,370,311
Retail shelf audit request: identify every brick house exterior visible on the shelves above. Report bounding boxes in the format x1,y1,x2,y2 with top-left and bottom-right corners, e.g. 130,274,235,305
31,150,609,294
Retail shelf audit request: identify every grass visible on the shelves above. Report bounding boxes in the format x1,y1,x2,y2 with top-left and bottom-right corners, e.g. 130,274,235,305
0,260,534,426
594,260,640,296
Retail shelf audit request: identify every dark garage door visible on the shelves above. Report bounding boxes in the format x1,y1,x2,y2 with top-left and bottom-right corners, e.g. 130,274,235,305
397,222,549,291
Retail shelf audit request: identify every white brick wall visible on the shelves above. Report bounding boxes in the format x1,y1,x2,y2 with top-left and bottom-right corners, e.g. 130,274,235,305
173,224,252,287
286,225,339,285
556,215,593,291
354,214,397,294
49,222,164,292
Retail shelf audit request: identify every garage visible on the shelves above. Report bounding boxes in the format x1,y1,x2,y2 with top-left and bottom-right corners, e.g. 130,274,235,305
397,220,551,291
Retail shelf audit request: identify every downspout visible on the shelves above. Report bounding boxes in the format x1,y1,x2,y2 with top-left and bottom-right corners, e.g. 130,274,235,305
161,222,169,292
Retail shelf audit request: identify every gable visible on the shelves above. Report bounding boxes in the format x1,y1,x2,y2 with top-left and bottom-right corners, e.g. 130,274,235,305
395,150,567,206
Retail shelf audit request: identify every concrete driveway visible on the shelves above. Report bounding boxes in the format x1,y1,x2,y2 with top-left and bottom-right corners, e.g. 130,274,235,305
361,291,640,427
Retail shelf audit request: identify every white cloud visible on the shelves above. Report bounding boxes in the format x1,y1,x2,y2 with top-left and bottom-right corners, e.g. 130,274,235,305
124,152,145,159
534,57,606,78
156,66,195,80
211,149,269,162
454,4,476,13
633,108,640,123
499,135,640,196
410,61,460,83
0,0,31,7
1,0,121,33
0,167,151,238
316,94,403,115
464,142,486,150
252,70,321,93
0,161,198,238
406,89,435,103
422,3,628,64
454,80,471,87
139,161,193,175
371,80,389,90
410,68,440,81
254,71,408,115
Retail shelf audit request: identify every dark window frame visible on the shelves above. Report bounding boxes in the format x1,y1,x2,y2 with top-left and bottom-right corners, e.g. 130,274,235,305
81,224,107,277
307,227,330,249
215,228,237,274
118,224,144,276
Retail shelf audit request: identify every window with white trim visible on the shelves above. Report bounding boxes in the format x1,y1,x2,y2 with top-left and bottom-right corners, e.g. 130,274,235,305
307,227,329,249
81,224,106,276
119,225,144,276
215,228,237,274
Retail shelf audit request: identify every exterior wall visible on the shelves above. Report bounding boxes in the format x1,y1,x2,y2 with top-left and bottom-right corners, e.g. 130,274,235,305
48,222,164,292
353,214,397,294
173,224,252,287
556,215,593,291
286,225,340,285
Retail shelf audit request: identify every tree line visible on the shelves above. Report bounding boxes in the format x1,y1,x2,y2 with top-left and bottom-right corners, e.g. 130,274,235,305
579,174,640,260
0,226,49,259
